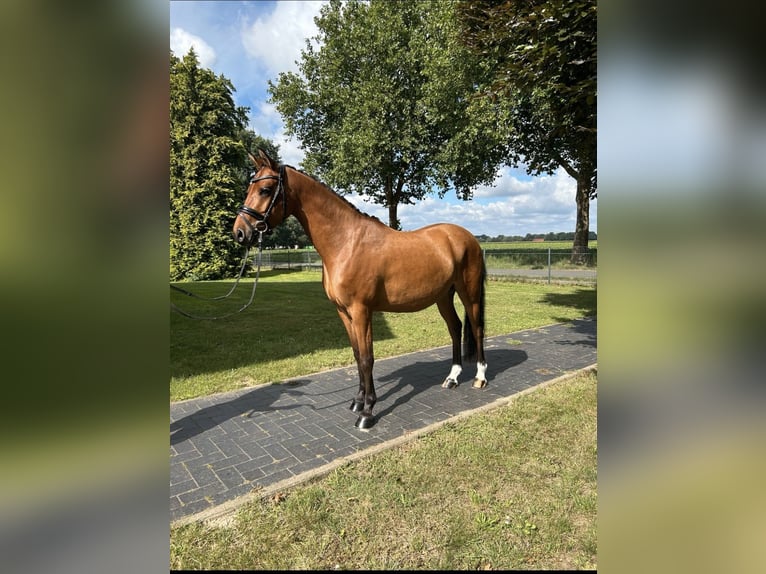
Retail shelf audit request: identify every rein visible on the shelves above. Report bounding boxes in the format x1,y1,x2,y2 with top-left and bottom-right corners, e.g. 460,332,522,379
170,232,265,320
171,163,288,321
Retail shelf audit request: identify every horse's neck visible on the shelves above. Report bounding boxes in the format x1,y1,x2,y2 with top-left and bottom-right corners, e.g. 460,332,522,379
288,170,373,258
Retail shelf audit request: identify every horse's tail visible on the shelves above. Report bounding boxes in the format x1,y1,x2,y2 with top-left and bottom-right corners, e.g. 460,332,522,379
463,258,486,362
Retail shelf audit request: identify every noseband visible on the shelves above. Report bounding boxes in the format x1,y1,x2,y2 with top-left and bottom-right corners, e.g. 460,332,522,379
237,164,288,236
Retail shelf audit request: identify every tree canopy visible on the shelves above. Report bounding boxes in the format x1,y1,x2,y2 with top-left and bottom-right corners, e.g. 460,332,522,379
457,0,597,260
268,0,508,229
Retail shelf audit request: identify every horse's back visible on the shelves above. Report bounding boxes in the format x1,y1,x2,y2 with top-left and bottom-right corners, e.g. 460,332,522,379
411,223,483,260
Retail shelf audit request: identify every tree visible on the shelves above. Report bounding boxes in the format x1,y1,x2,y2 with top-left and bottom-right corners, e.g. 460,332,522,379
268,0,508,229
170,49,248,280
457,0,596,263
262,216,311,249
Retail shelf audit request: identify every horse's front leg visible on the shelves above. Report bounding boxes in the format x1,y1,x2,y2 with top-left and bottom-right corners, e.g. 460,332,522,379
336,308,365,413
348,305,376,429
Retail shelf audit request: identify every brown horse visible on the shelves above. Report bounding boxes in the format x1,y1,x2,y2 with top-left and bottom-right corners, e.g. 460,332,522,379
233,149,487,429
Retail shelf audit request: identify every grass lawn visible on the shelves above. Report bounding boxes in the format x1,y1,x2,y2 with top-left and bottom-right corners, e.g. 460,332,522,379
171,270,596,401
170,368,597,570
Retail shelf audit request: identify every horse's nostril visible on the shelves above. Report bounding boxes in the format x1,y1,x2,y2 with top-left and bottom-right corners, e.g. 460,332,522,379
235,228,245,243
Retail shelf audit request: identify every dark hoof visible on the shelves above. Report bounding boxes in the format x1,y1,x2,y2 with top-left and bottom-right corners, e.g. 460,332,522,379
442,378,459,389
354,415,376,430
349,400,364,413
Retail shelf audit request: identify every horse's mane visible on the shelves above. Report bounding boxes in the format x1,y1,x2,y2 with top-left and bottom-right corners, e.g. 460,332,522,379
285,164,385,225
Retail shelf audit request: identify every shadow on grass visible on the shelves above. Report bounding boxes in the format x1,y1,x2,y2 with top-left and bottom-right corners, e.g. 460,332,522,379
170,274,395,378
540,288,597,319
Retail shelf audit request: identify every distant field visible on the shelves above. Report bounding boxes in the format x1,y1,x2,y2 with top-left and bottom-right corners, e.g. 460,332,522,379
480,241,597,270
480,241,597,251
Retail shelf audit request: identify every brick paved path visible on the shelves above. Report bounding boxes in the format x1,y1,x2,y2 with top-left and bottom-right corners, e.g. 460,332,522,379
170,318,596,525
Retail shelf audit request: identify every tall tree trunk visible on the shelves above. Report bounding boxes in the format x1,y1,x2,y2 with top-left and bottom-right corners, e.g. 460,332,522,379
385,173,403,230
554,153,593,265
571,173,591,265
388,202,400,230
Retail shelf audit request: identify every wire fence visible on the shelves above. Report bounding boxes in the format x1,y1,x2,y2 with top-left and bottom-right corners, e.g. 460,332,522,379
255,249,323,271
483,249,597,283
252,248,597,284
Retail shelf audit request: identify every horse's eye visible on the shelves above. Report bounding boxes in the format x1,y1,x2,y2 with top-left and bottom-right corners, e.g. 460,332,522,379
259,187,273,197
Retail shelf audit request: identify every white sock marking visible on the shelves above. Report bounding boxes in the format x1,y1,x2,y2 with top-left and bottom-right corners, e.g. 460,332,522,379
475,361,487,381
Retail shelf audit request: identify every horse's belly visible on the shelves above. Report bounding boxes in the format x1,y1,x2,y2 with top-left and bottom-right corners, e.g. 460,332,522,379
379,299,434,313
376,280,449,312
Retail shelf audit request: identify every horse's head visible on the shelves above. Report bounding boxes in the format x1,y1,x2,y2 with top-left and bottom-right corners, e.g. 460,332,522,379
233,149,287,246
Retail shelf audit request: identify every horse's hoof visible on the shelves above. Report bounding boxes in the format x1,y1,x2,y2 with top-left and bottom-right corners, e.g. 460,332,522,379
442,378,459,389
355,415,376,430
471,378,487,389
349,400,364,413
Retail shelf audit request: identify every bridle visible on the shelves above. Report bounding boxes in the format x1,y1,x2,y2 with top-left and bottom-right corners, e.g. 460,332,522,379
170,164,290,321
236,164,288,238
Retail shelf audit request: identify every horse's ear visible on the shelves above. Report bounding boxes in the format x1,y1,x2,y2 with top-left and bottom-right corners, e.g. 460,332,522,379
257,148,279,170
247,151,259,168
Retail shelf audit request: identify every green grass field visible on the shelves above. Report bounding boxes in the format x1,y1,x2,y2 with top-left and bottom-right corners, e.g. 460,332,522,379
170,271,596,401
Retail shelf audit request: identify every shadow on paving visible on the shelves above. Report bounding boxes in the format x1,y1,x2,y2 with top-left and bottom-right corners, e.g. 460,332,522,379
373,348,529,420
170,348,528,445
550,319,598,348
170,381,350,446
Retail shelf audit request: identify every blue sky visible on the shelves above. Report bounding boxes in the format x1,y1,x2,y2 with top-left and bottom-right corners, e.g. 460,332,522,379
170,1,597,237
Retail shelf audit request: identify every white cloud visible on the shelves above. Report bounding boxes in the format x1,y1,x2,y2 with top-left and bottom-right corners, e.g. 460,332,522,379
248,101,282,137
474,167,537,198
476,167,574,202
275,135,305,168
241,1,324,75
170,27,217,68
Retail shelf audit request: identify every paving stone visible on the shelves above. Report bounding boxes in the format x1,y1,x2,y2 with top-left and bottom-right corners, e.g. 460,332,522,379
170,318,596,522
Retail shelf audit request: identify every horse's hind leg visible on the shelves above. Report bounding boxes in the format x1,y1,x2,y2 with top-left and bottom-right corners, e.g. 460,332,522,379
458,274,487,389
437,290,463,389
466,304,487,389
